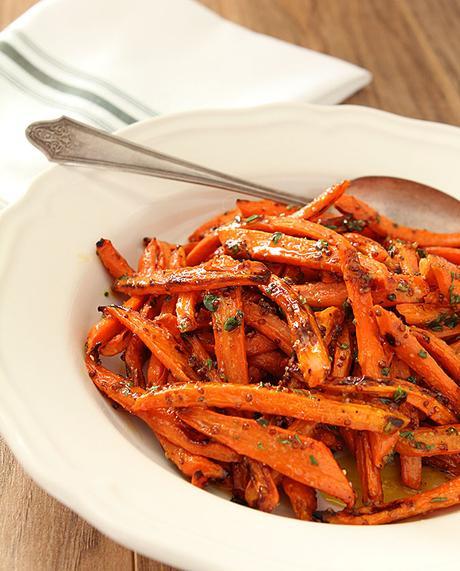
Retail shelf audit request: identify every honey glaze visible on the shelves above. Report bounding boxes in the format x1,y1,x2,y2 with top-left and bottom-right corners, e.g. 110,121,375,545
335,451,449,506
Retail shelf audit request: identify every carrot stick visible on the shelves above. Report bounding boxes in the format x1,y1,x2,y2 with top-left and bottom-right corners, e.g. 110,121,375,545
244,458,280,512
425,454,460,477
176,291,199,332
236,199,293,217
396,425,460,457
289,181,349,220
400,456,422,490
245,331,277,356
178,407,355,506
156,434,226,488
323,377,457,424
426,254,460,302
355,431,384,505
431,323,460,339
134,382,409,433
242,294,292,355
315,306,344,347
188,209,238,242
249,351,287,377
99,330,131,356
138,237,159,276
395,303,457,326
386,239,419,274
146,353,168,388
344,232,393,265
426,247,460,265
124,334,147,387
218,227,340,271
295,282,348,308
96,238,134,279
368,432,399,468
389,357,411,380
211,287,249,384
322,475,460,524
113,260,271,296
412,327,460,381
103,305,200,383
186,233,221,266
335,194,460,247
339,244,388,378
259,275,330,386
332,324,353,377
282,477,317,520
372,306,460,411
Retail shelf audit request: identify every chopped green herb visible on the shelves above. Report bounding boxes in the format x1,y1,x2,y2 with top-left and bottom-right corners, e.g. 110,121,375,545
418,350,428,359
299,295,308,306
344,217,367,232
256,417,269,427
324,223,338,230
396,281,410,292
400,431,414,440
103,291,109,297
380,366,391,377
339,342,350,350
431,497,448,503
278,438,291,445
244,214,261,223
417,248,427,258
386,293,397,302
393,386,407,404
205,358,213,370
229,242,240,255
272,231,283,244
224,310,244,332
309,454,319,466
384,417,404,433
406,376,417,384
293,434,302,445
203,293,220,312
257,441,264,449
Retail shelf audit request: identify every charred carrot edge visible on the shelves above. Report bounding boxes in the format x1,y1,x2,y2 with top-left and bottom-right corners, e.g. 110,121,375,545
260,275,330,387
244,459,280,512
86,355,238,462
218,227,340,271
322,377,457,424
186,234,221,266
322,475,460,524
211,287,249,384
315,307,344,347
385,239,419,274
99,330,131,356
178,407,355,506
368,432,399,469
400,456,422,490
355,431,384,505
335,194,460,247
138,237,159,276
245,331,278,356
426,247,460,265
339,244,388,378
156,434,226,488
236,199,294,218
134,382,409,433
332,324,353,377
412,327,460,382
86,295,144,353
124,335,147,388
104,305,200,383
289,181,349,220
113,260,271,296
96,238,135,279
295,282,348,308
242,294,292,355
188,209,238,243
282,477,317,520
373,306,460,411
396,424,460,457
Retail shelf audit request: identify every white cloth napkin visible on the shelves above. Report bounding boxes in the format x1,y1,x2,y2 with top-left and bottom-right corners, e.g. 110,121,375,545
0,0,371,205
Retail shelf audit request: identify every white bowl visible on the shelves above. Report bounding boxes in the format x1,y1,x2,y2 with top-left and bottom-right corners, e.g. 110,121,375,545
1,103,459,571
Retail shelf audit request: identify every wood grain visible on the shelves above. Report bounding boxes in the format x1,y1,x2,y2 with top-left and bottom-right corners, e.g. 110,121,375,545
0,0,459,569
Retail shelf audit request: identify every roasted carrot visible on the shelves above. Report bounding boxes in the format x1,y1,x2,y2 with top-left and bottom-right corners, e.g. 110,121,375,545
134,382,408,433
244,458,280,512
99,330,131,356
412,327,460,381
179,407,355,506
425,454,460,477
96,238,134,279
124,334,147,387
282,477,317,520
344,233,392,265
315,306,344,347
386,239,419,274
373,306,460,411
260,275,330,386
396,303,457,326
211,287,249,384
426,247,460,265
218,227,340,271
322,475,460,524
236,199,293,217
242,294,292,355
245,331,278,356
249,351,287,377
368,432,399,469
332,324,353,377
176,291,199,332
113,260,270,296
339,244,388,378
335,194,460,247
354,431,384,505
400,456,422,490
295,282,348,308
146,353,168,387
426,254,460,302
156,434,226,488
138,237,159,276
389,357,411,380
396,425,460,457
289,181,349,220
104,305,200,383
186,233,221,266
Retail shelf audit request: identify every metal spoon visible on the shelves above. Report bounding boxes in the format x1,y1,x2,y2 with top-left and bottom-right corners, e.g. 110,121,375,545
26,116,460,232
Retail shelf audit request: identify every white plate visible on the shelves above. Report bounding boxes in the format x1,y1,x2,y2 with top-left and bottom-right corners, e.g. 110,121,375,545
0,103,459,571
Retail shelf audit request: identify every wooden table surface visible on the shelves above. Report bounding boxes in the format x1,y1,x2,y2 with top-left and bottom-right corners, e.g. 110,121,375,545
1,0,459,569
